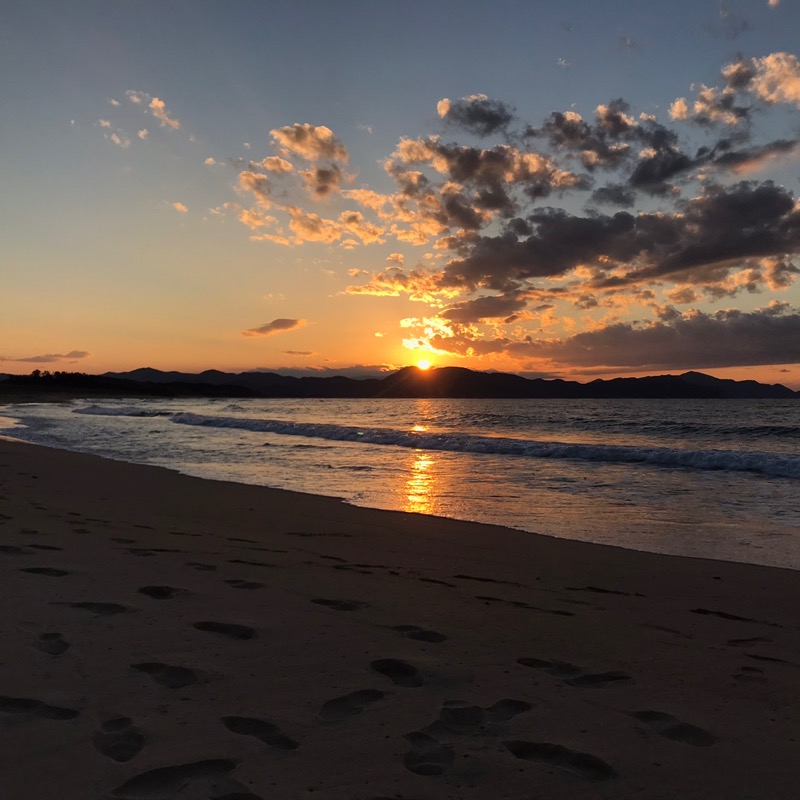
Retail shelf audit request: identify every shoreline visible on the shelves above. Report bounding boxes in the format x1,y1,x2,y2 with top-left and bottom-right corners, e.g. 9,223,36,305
1,438,799,798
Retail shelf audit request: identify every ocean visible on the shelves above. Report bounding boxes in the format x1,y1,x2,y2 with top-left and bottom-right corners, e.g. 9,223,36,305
2,397,799,570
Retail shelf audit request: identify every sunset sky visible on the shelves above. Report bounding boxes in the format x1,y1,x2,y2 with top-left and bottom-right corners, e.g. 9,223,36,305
3,0,800,386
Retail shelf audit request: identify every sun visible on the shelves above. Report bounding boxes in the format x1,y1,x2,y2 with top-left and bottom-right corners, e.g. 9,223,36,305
417,359,431,370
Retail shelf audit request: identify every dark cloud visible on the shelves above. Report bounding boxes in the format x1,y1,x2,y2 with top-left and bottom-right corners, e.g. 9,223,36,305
534,304,800,369
442,193,486,230
442,292,530,323
628,147,693,194
0,351,90,363
529,110,631,170
438,95,515,137
708,138,799,172
722,56,756,89
303,164,344,198
242,318,305,337
442,180,800,293
442,209,639,290
590,184,636,207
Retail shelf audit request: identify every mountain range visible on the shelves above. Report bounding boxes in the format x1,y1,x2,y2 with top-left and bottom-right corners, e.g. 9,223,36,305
1,367,796,399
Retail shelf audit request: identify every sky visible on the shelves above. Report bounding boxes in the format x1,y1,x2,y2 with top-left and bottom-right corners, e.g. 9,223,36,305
3,0,800,387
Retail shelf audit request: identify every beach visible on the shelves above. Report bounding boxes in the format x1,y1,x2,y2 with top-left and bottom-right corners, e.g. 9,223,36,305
1,436,799,799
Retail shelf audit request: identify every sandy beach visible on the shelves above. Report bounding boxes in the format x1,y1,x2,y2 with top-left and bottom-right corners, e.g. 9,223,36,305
1,436,798,799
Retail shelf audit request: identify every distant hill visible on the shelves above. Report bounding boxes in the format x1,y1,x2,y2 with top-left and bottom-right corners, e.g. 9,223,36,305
1,366,794,400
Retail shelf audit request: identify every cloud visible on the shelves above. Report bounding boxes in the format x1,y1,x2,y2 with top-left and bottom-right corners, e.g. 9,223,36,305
437,94,515,136
746,52,800,106
124,90,180,129
287,208,343,244
589,183,636,207
238,171,273,205
531,303,800,369
0,350,90,364
440,180,800,294
706,138,799,174
301,164,344,198
137,129,149,140
215,55,800,373
270,123,348,162
148,97,180,129
259,156,294,173
171,202,188,213
110,132,130,148
441,291,530,323
204,157,216,165
242,318,306,337
283,350,314,356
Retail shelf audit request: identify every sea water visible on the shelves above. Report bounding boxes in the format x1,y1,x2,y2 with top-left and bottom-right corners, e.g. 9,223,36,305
2,397,799,569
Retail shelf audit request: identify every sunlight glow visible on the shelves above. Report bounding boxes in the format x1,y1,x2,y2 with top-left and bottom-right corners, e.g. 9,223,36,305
405,451,436,515
417,359,431,370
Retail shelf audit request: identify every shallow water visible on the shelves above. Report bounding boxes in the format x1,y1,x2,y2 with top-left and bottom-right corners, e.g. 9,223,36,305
3,396,799,569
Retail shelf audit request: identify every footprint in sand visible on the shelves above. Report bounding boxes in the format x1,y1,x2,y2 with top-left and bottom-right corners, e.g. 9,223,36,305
187,561,217,571
503,740,618,780
193,621,255,640
728,636,772,647
318,690,386,723
35,632,70,656
0,695,79,720
632,710,717,746
56,601,130,615
311,598,368,611
392,624,448,643
0,544,30,554
517,657,634,688
111,759,238,797
131,662,199,689
29,544,62,551
426,698,532,738
228,558,275,568
222,716,299,750
477,595,574,617
20,566,72,577
213,794,263,800
138,585,185,600
370,658,424,688
93,716,145,762
225,579,264,590
402,731,455,776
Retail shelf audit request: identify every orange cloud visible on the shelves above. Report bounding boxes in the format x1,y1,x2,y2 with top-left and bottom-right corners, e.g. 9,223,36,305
270,123,348,162
149,97,180,129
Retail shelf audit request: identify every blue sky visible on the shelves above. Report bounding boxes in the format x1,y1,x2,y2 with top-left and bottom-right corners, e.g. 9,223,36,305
3,0,800,386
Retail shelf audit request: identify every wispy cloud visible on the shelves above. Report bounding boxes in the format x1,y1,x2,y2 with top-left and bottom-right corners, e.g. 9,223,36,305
0,350,90,364
242,318,306,337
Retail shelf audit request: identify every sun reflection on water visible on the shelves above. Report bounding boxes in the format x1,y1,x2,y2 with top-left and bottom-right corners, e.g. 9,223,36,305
405,450,437,515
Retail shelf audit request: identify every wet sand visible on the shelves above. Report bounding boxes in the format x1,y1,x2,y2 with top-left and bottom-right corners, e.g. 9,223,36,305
0,437,798,799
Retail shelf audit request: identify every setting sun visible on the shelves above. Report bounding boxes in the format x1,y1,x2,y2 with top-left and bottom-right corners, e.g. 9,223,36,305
417,359,431,370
